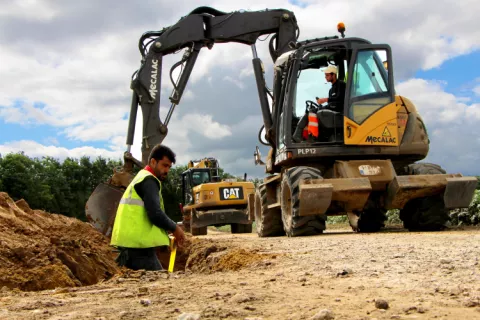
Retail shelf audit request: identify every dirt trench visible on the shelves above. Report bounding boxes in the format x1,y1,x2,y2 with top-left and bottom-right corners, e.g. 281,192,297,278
0,192,270,292
0,192,120,291
157,237,279,274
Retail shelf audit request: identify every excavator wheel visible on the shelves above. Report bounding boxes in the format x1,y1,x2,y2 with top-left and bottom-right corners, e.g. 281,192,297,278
254,185,285,237
355,208,387,233
399,163,450,231
231,223,253,234
281,166,326,237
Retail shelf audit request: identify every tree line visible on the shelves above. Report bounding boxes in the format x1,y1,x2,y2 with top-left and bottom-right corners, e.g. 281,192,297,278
1,152,478,225
0,152,260,222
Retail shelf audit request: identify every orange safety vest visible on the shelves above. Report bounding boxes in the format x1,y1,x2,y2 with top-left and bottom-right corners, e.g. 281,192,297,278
303,111,319,139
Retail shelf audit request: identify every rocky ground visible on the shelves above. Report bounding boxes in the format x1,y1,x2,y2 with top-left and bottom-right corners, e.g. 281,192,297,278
1,192,480,319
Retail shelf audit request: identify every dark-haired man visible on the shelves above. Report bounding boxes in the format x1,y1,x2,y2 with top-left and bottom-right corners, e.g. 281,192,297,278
110,144,185,271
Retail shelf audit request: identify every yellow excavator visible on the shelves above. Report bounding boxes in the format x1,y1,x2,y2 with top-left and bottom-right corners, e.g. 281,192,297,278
85,6,477,238
179,157,254,235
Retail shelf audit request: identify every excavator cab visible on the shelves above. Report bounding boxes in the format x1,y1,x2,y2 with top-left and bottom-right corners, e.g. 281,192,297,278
276,39,394,153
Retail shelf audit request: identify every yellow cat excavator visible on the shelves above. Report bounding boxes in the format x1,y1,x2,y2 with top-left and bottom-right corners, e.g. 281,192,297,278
86,6,477,238
179,157,254,235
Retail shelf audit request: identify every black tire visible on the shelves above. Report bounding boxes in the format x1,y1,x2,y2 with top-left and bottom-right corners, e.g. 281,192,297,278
231,223,253,234
399,163,449,231
254,185,285,237
190,226,207,236
281,166,326,237
356,208,387,232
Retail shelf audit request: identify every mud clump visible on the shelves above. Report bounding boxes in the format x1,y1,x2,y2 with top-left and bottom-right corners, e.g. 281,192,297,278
185,239,278,273
0,192,119,291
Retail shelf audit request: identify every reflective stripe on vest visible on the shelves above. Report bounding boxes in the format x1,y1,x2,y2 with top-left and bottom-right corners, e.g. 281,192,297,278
307,112,319,137
110,169,170,248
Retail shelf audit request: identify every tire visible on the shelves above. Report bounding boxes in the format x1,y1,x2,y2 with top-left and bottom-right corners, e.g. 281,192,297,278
231,223,253,234
356,208,387,232
399,163,449,231
254,185,285,237
281,166,326,237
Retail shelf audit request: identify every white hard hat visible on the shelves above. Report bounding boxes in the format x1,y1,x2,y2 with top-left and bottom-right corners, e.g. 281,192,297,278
323,65,337,74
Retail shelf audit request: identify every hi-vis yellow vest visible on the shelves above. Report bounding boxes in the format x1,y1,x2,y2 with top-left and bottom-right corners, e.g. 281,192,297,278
110,169,170,248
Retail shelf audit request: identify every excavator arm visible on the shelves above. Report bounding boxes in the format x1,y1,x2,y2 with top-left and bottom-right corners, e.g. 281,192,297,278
86,6,299,235
127,6,299,165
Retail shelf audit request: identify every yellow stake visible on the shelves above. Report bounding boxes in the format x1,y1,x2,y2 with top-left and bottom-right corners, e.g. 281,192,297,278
168,236,177,273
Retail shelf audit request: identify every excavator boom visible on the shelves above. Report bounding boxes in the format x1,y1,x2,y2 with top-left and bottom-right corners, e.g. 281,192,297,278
86,6,299,235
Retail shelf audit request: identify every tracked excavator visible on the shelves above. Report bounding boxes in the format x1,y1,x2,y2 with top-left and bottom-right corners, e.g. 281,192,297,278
179,157,254,235
86,6,477,238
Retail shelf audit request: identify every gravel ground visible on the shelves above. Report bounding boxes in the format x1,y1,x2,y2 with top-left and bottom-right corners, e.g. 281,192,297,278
1,226,480,320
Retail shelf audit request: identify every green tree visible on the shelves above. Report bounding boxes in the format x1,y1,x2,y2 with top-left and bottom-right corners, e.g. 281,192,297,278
0,153,53,210
248,177,263,188
40,156,70,215
161,165,187,222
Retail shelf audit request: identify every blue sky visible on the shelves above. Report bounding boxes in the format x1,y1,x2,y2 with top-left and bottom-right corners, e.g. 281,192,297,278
415,50,480,103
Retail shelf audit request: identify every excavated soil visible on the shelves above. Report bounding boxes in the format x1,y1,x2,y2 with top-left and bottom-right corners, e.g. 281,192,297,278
0,192,267,293
183,239,280,273
0,192,119,291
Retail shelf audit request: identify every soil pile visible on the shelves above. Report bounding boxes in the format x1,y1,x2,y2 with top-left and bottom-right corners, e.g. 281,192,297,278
185,238,279,272
0,192,119,291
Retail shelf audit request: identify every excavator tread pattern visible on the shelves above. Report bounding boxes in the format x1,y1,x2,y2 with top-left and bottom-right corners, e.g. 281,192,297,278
399,163,450,231
407,163,446,175
281,166,326,237
255,185,285,237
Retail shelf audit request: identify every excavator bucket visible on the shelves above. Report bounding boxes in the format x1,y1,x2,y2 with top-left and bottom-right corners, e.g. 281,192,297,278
85,183,124,237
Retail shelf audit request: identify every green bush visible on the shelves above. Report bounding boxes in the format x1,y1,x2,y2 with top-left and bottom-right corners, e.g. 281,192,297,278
449,190,480,226
386,209,402,224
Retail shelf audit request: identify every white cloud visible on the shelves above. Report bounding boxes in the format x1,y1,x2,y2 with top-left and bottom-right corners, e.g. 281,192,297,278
182,114,232,140
474,85,480,97
239,67,254,78
0,140,122,161
0,0,58,21
396,78,480,175
223,76,245,90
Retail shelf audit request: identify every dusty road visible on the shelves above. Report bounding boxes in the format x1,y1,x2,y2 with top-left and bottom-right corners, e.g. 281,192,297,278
1,225,480,320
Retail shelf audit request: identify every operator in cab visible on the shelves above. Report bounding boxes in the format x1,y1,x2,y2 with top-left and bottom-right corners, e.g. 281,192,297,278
292,65,346,142
110,144,185,271
316,65,346,113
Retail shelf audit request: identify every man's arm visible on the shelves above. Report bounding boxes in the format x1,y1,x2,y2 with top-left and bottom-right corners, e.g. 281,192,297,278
135,177,177,232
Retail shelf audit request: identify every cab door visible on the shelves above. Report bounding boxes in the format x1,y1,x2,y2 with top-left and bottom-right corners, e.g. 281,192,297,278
182,172,194,205
343,44,398,146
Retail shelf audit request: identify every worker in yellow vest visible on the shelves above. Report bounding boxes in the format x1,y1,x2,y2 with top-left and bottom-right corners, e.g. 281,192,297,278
110,144,185,271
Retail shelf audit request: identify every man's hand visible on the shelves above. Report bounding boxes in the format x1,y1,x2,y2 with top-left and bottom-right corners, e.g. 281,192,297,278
317,97,328,104
172,225,186,249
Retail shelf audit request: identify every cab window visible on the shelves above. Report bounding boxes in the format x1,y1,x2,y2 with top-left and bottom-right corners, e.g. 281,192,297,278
348,49,390,124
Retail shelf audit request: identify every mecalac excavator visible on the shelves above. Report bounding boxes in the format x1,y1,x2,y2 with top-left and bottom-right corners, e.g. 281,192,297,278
86,6,477,238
